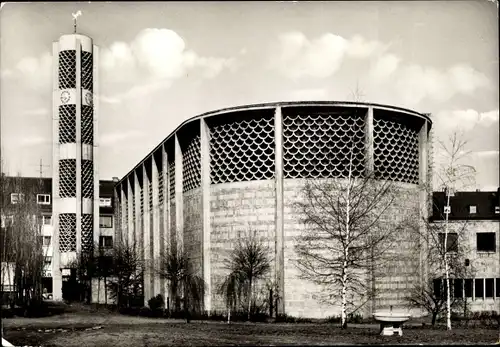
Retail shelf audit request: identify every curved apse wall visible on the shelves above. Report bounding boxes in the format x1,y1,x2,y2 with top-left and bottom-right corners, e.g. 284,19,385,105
114,101,432,317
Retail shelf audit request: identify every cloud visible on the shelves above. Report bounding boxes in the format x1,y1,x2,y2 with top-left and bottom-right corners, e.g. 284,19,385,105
23,108,49,116
369,53,400,81
270,32,386,80
434,108,499,133
100,130,144,146
101,28,235,99
99,95,122,105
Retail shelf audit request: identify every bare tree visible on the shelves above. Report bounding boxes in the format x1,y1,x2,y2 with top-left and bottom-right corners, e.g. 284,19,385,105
219,233,271,322
407,219,476,326
433,131,476,330
293,123,412,328
1,174,46,314
107,237,144,309
156,248,204,322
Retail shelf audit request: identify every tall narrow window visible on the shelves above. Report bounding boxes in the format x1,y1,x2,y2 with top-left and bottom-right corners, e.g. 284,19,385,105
485,278,494,298
454,279,463,298
475,278,484,300
465,279,473,298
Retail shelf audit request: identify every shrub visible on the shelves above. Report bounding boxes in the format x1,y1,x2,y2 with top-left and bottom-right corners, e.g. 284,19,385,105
148,294,164,311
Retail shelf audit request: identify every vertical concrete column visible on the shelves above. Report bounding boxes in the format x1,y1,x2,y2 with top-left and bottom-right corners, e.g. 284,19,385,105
52,41,62,301
134,171,141,252
274,106,285,316
418,120,429,291
113,185,121,244
364,107,374,175
92,46,100,250
364,106,375,315
200,118,211,313
127,178,134,245
175,134,184,253
75,40,82,255
152,155,161,297
143,164,151,303
162,144,170,299
121,187,128,244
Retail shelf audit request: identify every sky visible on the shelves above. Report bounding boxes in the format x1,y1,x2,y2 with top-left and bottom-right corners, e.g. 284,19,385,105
1,1,498,190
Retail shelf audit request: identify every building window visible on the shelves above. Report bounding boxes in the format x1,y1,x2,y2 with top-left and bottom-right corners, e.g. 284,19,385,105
464,279,473,298
43,236,51,246
496,278,500,298
495,206,500,214
477,232,496,252
453,279,463,298
469,205,477,214
99,216,113,228
44,256,52,266
99,197,112,207
475,278,484,300
43,215,52,225
10,193,24,204
99,236,113,248
37,194,51,205
485,278,494,298
438,232,458,253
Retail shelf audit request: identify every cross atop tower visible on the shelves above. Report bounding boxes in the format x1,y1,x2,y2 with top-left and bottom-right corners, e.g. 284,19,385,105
72,10,82,34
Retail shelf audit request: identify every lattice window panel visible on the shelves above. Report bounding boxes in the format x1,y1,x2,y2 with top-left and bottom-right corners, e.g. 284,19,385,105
58,50,76,89
59,213,76,252
283,112,365,179
148,179,153,210
81,214,93,252
182,136,201,192
140,186,144,214
132,190,136,224
169,160,175,199
159,171,164,205
81,52,93,92
82,160,93,198
210,116,275,184
59,105,76,144
81,105,93,145
59,159,76,197
373,117,419,184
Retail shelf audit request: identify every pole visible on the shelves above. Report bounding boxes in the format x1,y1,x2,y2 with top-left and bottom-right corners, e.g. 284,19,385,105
444,187,451,330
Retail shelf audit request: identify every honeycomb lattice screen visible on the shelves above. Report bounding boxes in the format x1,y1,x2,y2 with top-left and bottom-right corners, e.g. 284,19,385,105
59,159,76,197
58,50,76,89
81,52,93,92
283,111,365,179
148,179,153,209
82,160,93,198
59,105,76,144
59,213,76,252
81,105,93,145
81,214,93,252
373,117,419,184
182,135,201,192
169,159,175,199
210,116,275,184
140,185,144,214
159,170,164,205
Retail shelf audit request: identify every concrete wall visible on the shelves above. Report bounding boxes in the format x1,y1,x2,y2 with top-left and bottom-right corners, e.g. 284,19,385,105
210,180,276,311
282,179,421,318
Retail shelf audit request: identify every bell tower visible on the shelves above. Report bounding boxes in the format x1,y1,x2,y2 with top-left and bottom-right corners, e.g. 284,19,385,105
51,14,99,300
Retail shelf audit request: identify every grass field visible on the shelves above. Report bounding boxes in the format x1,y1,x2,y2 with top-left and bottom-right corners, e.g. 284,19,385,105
3,309,500,346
